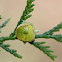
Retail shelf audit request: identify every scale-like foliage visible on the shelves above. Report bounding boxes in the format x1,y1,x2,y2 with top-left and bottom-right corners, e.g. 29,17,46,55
0,18,10,29
10,0,35,37
17,0,35,26
35,22,62,42
32,42,57,60
0,44,22,58
0,15,2,19
0,0,62,61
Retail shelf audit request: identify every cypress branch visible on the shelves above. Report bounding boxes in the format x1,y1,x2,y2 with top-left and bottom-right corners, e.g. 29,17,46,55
0,36,16,42
18,0,35,26
0,31,1,33
0,0,62,61
4,44,10,47
36,34,62,42
10,0,35,37
0,44,22,58
0,15,2,19
30,42,57,60
24,15,32,20
0,18,10,29
35,22,62,43
42,22,62,35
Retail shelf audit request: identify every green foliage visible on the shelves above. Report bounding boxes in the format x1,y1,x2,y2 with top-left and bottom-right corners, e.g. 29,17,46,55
0,0,35,59
36,34,62,42
43,22,62,35
0,44,22,58
32,41,57,60
0,36,16,42
18,0,35,26
0,18,10,29
10,0,35,37
0,29,1,33
0,15,2,19
0,0,62,61
35,22,62,42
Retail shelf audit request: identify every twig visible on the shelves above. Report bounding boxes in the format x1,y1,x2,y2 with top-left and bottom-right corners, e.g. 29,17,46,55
0,36,16,42
0,18,10,29
0,44,22,58
30,41,57,60
10,0,35,37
